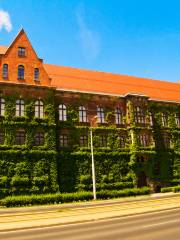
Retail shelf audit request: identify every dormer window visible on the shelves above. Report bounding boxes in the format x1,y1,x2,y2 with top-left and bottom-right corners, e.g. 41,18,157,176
18,47,26,57
18,65,25,80
34,68,39,81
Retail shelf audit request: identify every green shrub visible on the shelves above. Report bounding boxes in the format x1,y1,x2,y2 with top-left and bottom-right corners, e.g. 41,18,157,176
79,175,91,185
33,176,49,187
97,187,150,199
76,181,134,192
161,185,180,193
173,186,180,192
0,188,9,199
0,176,8,188
161,186,174,193
11,176,30,187
170,179,180,186
0,192,93,207
97,182,134,191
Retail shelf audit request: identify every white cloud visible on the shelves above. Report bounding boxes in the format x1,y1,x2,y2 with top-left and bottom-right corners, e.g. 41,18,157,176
76,6,100,60
0,9,12,32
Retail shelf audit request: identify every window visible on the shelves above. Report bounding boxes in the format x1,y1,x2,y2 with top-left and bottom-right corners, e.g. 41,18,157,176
99,135,107,147
79,106,87,122
18,47,26,57
79,135,88,147
15,130,25,145
35,100,44,118
18,65,25,80
34,132,44,146
135,106,145,124
139,133,149,147
119,136,125,148
0,98,5,116
175,113,180,126
59,104,67,121
0,131,4,145
149,112,153,126
2,64,8,79
97,107,105,123
162,113,168,127
16,99,25,117
115,108,123,125
34,68,39,81
59,134,68,147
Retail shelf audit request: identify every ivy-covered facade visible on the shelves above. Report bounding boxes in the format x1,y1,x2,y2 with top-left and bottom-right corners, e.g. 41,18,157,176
0,29,180,197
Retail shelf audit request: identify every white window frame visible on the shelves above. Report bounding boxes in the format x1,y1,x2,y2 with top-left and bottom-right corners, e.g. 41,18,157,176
59,104,67,121
35,100,44,118
97,107,105,123
79,106,87,122
16,99,25,117
115,108,123,125
0,98,5,116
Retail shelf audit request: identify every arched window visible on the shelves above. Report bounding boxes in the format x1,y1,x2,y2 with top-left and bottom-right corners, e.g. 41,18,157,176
79,106,87,122
115,108,123,125
34,68,39,81
0,98,5,116
2,64,8,79
35,100,44,118
59,104,67,121
18,65,25,80
97,107,105,123
16,99,25,117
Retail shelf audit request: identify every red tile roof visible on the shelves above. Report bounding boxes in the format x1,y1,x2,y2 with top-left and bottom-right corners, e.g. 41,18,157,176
0,46,8,54
44,64,180,103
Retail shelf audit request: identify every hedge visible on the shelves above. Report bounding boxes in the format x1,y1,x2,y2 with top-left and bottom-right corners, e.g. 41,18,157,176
76,181,134,191
161,185,180,193
0,187,150,207
97,187,150,199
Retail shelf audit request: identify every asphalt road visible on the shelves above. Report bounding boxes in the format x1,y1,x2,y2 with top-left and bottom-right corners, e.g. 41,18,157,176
1,207,180,240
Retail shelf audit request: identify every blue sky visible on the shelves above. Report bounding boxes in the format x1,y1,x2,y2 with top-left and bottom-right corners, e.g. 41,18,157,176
0,0,180,82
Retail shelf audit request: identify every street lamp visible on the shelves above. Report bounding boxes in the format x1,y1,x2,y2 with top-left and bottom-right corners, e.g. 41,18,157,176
90,116,97,200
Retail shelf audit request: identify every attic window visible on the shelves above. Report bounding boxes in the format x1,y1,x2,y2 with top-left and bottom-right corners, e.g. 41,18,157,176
34,68,39,81
18,47,26,57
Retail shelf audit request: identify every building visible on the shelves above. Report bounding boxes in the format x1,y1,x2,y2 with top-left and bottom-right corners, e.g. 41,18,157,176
0,29,180,196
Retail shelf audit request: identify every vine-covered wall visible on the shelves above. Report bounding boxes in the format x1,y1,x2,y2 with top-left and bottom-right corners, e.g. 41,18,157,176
0,85,180,197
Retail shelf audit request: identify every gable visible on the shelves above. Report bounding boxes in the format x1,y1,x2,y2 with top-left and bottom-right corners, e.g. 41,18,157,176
0,29,50,86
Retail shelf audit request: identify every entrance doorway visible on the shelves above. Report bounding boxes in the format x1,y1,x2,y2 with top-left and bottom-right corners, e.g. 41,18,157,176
137,172,147,188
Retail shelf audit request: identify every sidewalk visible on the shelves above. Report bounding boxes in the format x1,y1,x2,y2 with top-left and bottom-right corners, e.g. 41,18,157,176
1,192,180,232
0,192,178,215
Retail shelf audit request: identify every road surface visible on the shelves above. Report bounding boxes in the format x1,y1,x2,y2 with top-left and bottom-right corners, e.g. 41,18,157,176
1,207,180,240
